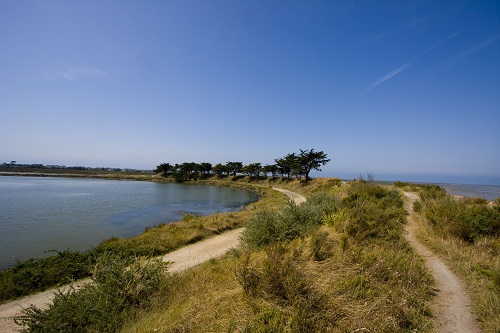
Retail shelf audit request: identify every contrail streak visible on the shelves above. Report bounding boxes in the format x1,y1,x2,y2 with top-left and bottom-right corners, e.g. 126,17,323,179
365,63,411,91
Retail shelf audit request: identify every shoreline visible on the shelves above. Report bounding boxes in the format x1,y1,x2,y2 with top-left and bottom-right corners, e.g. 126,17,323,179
0,177,267,272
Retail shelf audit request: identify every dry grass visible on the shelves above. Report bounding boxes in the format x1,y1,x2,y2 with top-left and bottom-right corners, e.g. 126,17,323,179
120,224,433,333
121,257,252,333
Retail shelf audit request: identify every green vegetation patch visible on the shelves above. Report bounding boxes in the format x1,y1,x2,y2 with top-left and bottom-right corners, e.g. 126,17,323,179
417,185,500,242
0,250,94,302
14,254,167,333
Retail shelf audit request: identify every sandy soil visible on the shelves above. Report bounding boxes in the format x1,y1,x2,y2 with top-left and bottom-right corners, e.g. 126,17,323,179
0,187,306,332
403,192,481,333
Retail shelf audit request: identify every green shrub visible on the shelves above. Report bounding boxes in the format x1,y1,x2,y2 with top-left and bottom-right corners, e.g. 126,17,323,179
341,181,405,241
455,203,500,241
242,201,321,249
14,254,167,333
306,191,343,213
0,250,94,302
417,184,447,200
419,193,500,242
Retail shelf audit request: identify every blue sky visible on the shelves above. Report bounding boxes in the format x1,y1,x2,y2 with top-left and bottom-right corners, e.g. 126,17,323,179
1,0,499,184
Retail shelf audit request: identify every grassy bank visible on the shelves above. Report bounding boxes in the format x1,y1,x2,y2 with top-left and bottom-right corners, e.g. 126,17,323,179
120,178,434,332
0,167,154,178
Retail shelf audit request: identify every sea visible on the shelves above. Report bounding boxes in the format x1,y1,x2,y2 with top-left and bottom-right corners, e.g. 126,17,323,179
438,183,500,202
0,176,258,270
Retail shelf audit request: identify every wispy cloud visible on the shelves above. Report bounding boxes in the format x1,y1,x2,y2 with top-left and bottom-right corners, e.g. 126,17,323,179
363,31,464,92
425,34,500,77
364,63,411,92
452,35,500,62
45,67,108,81
415,30,465,60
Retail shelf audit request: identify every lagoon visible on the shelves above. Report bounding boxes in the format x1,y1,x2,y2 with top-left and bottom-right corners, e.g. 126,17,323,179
0,176,258,270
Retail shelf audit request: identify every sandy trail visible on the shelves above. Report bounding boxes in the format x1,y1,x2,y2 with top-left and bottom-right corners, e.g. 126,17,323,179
163,188,306,272
403,192,481,333
0,187,306,332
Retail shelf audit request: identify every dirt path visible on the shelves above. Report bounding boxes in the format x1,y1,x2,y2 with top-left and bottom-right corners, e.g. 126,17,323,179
403,192,481,333
0,187,306,332
162,227,245,272
162,188,306,271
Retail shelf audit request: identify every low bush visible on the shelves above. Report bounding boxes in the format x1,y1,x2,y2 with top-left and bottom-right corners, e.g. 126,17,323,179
14,254,167,333
394,180,411,188
417,184,447,200
413,185,500,331
418,188,500,242
0,250,94,302
241,200,321,249
341,179,406,241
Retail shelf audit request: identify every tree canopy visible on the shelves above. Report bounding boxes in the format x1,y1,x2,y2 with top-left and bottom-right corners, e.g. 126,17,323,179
155,149,330,182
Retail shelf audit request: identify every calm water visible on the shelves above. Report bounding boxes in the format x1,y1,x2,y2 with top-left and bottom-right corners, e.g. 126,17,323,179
439,183,500,202
0,177,258,269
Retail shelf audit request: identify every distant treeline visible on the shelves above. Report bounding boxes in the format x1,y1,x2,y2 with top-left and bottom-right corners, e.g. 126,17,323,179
0,162,146,173
155,149,330,182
